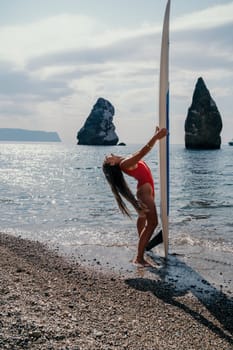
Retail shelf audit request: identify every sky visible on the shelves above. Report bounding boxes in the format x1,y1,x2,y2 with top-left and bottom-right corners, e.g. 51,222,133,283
0,0,232,145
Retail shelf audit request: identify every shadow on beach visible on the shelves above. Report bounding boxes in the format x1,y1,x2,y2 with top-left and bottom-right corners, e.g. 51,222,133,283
125,253,233,346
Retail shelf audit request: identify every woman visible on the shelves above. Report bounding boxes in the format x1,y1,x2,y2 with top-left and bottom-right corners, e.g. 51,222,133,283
103,126,168,266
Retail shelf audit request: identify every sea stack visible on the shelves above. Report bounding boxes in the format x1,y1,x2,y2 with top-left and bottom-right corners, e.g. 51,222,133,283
77,98,119,146
185,77,222,149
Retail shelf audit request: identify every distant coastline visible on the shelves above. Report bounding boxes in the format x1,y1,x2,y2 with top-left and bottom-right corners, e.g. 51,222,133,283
0,128,61,142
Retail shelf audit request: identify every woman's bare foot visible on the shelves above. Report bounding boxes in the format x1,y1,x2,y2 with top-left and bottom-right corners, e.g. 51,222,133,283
133,257,152,267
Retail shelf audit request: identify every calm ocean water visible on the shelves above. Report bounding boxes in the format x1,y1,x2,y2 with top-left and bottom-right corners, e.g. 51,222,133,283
0,142,233,269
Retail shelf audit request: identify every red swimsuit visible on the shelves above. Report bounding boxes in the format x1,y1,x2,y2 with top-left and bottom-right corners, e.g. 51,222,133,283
122,160,154,196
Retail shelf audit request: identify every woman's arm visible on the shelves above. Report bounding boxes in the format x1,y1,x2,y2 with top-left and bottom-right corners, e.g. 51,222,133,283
120,127,168,169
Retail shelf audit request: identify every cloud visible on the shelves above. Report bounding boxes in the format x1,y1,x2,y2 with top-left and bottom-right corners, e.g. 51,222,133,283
171,25,233,72
172,2,233,31
27,32,160,72
0,13,161,69
0,14,100,65
0,2,232,143
23,2,233,79
1,3,232,80
0,98,32,117
0,63,73,100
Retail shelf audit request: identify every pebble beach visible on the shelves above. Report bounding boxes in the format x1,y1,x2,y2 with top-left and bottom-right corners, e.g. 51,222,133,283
0,232,232,350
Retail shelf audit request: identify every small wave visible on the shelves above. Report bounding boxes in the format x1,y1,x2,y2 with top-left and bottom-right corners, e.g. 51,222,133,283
189,214,211,220
173,214,211,224
198,256,233,267
64,217,79,223
173,235,200,246
181,199,233,210
191,200,214,207
185,200,211,209
172,234,233,253
75,166,101,170
0,198,14,204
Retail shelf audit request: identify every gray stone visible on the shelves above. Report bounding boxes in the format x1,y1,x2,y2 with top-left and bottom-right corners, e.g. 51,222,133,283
77,98,119,145
185,77,222,149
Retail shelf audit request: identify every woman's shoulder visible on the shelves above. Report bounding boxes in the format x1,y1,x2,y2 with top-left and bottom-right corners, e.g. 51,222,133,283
120,161,138,172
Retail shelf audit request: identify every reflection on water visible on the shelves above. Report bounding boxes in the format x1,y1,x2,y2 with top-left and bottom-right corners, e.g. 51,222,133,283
0,143,233,252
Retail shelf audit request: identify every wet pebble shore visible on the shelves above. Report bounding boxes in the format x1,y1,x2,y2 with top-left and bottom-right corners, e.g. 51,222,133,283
0,232,232,350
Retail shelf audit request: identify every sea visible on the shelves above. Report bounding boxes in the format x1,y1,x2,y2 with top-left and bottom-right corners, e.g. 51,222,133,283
0,142,232,294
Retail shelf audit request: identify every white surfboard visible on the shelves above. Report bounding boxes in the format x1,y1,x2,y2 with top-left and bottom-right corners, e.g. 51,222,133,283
159,0,170,258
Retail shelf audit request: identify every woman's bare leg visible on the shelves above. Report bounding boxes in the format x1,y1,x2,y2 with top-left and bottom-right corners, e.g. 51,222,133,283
135,203,158,265
134,185,158,266
137,216,146,237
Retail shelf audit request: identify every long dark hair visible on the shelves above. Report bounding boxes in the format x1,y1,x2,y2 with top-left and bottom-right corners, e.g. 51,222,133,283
102,163,142,217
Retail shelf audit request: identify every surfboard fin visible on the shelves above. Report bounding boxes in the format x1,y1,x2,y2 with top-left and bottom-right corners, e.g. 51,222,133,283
146,230,163,251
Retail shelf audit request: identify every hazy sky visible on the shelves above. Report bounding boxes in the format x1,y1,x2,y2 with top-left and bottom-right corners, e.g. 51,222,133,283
0,0,232,144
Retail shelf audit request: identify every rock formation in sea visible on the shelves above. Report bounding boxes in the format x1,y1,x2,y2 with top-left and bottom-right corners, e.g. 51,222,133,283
77,98,119,145
185,77,222,149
